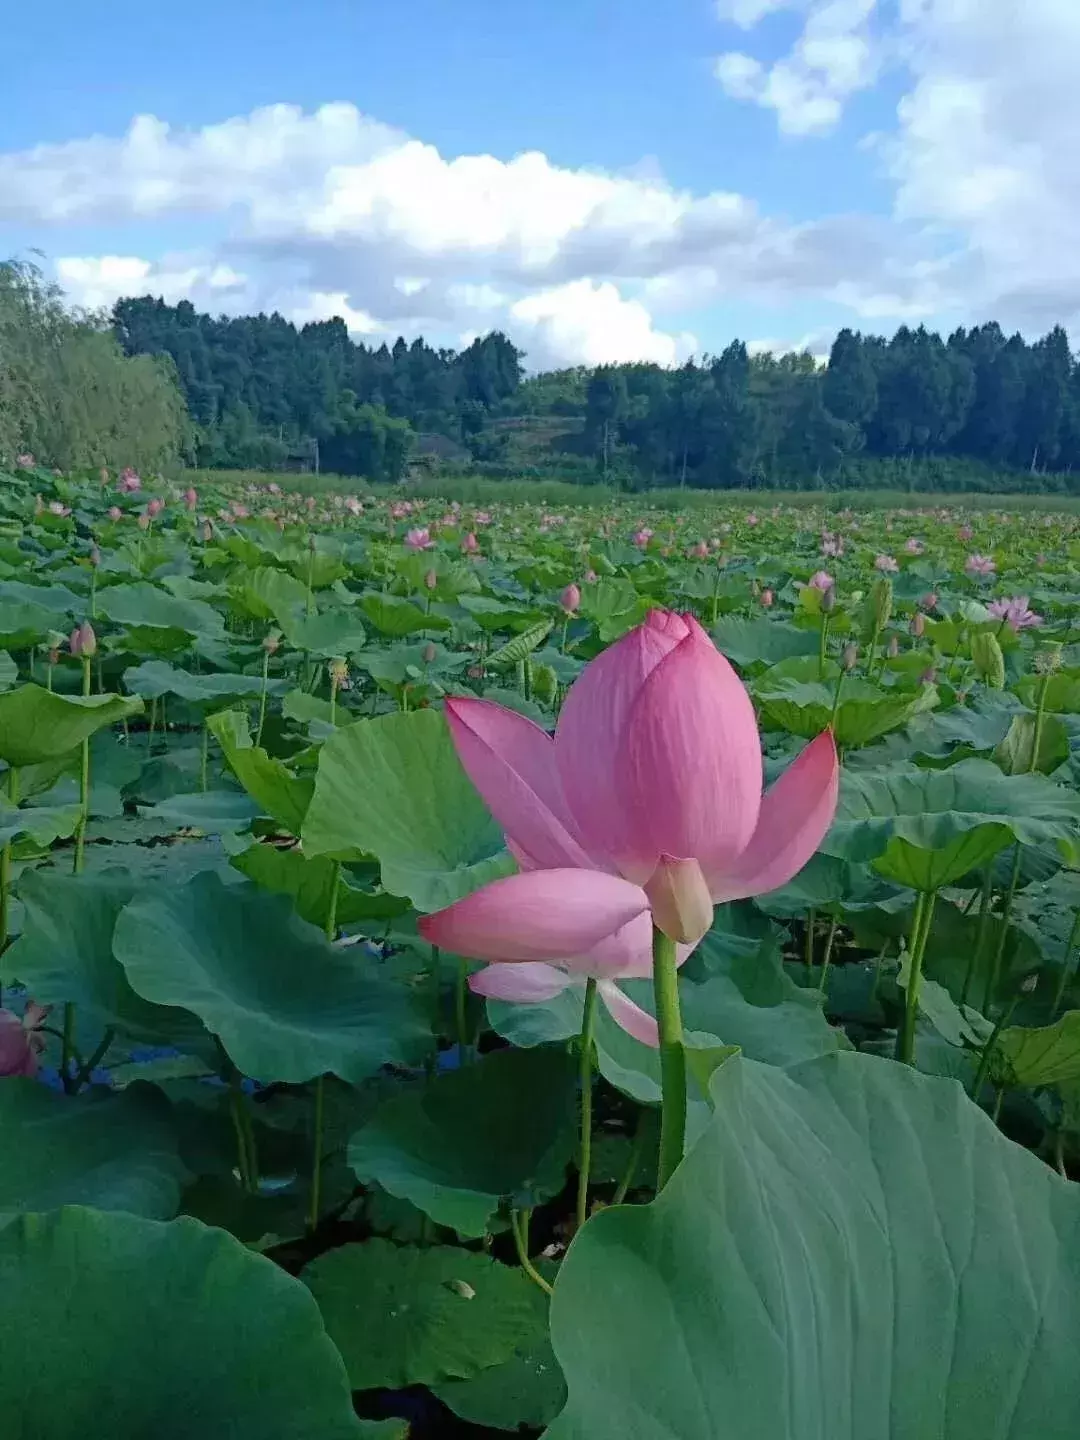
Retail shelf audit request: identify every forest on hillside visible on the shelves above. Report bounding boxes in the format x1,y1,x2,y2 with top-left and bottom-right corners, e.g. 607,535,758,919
111,294,1080,492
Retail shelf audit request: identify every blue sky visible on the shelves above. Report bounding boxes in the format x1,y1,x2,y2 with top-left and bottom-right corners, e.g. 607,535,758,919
1,1,1076,368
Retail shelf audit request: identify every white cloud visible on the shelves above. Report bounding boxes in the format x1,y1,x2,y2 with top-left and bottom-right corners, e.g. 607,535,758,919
55,254,246,312
509,280,696,368
715,0,881,136
715,0,797,26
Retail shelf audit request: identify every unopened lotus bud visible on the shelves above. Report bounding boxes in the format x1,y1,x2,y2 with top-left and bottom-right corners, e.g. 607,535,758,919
819,585,836,615
910,611,926,638
262,631,281,654
89,545,101,567
201,519,214,543
421,642,437,664
887,634,900,658
560,583,581,613
146,497,164,518
1035,643,1063,675
841,642,858,672
920,592,938,611
971,630,1006,689
137,512,151,531
531,663,559,707
424,569,437,591
869,576,893,630
69,621,96,658
760,588,774,608
919,667,937,685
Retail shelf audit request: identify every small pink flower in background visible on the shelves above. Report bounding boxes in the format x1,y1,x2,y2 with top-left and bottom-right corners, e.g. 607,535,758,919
958,523,974,542
137,512,151,531
473,511,493,526
903,536,925,555
966,553,996,578
419,610,839,1046
15,453,35,470
460,532,480,555
584,569,598,583
391,501,414,519
69,621,97,658
344,496,362,516
47,500,70,517
424,569,438,591
687,541,709,559
405,527,435,551
874,554,899,573
760,588,774,608
117,468,141,494
631,528,654,548
146,498,164,518
0,1001,50,1078
560,583,581,613
919,592,938,611
746,513,759,526
268,482,282,495
988,595,1043,631
821,534,843,558
183,487,198,510
231,503,250,520
107,505,123,522
807,570,835,592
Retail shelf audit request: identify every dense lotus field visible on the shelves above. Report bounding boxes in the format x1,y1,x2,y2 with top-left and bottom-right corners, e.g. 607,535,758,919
4,462,1080,1438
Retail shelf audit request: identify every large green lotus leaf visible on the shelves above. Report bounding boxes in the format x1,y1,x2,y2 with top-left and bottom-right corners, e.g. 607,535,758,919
302,1239,543,1390
348,1047,578,1236
906,692,1017,763
231,565,310,625
712,616,819,669
546,1050,1080,1440
1014,668,1080,714
993,713,1071,776
360,592,451,636
281,607,368,657
231,842,410,928
0,650,17,690
824,759,1080,862
0,577,82,616
111,873,431,1084
0,798,82,846
994,1010,1080,1087
208,707,314,833
302,708,513,909
0,1080,187,1226
434,1324,566,1433
0,685,143,765
458,592,544,633
0,597,59,647
871,825,1014,891
753,850,892,915
141,790,260,832
1,870,210,1054
123,658,288,705
0,1207,363,1439
96,581,225,636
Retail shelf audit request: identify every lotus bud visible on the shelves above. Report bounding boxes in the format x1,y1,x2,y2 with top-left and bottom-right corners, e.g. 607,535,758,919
137,512,151,531
424,569,438,591
819,585,836,615
869,577,893,630
89,545,101,567
531,663,559,707
887,635,900,658
107,506,123,522
421,642,437,664
69,621,96,658
263,631,281,655
971,630,1006,689
920,592,938,611
183,487,198,510
842,642,858,672
560,583,581,614
146,497,164,518
760,588,774,608
919,667,937,685
910,611,926,638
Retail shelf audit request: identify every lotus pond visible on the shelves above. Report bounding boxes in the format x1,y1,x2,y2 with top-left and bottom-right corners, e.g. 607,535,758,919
2,464,1080,1439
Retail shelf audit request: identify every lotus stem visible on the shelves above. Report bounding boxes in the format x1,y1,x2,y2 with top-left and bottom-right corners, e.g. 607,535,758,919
255,647,271,747
576,977,598,1232
962,865,994,1008
73,656,92,874
199,721,209,793
308,1073,325,1232
985,845,1022,1012
509,1209,553,1297
612,1113,651,1206
1049,906,1080,1020
0,766,18,954
818,914,839,994
652,926,686,1190
897,889,937,1065
969,992,1020,1103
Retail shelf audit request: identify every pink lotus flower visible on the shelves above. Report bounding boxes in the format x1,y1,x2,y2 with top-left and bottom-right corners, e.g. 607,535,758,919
419,610,838,1045
344,496,362,516
966,553,996,578
69,621,97,658
631,528,653,548
903,536,925,555
746,513,759,527
760,588,774,608
47,501,71,517
919,592,938,611
405,527,434,551
958,523,974,542
821,535,843,558
391,501,414,519
0,1001,49,1078
107,505,123,522
460,532,480,554
474,511,493,526
874,554,899,573
988,595,1043,630
183,487,198,510
117,468,141,494
560,583,581,613
146,497,164,518
806,570,835,592
15,453,35,470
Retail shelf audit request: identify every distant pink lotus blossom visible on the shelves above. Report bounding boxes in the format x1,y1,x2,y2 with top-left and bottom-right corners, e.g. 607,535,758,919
760,588,774,608
146,498,164,518
807,570,835,592
344,496,362,516
746,513,759,526
107,505,123,521
966,554,996,578
920,593,938,611
958,523,974,542
231,503,250,519
473,511,493,526
988,595,1043,630
687,541,709,559
405,527,435,551
874,554,899,573
47,501,70,517
461,532,480,554
560,583,581,613
0,1001,49,1078
419,611,839,1046
904,536,925,554
391,502,413,519
117,468,141,494
632,528,654,548
137,512,151,531
267,482,282,495
183,487,198,510
585,569,598,583
821,535,843,558
15,453,35,470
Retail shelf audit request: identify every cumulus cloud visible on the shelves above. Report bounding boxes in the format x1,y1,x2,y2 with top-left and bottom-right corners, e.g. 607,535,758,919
55,255,247,312
510,281,696,369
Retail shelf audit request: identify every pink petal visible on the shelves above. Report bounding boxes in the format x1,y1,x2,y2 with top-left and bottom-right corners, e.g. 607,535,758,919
0,1010,36,1078
708,730,840,903
555,611,685,870
597,981,659,1047
469,962,572,1002
445,698,596,870
617,617,762,879
572,911,654,978
418,869,650,965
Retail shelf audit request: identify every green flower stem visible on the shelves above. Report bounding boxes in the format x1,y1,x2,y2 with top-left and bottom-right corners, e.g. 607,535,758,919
896,889,937,1065
147,695,157,753
962,865,994,1009
0,766,19,954
199,721,209,793
308,1073,326,1232
969,993,1020,1103
985,844,1023,1013
818,914,840,994
804,907,816,977
229,1084,254,1193
828,668,847,732
73,656,92,874
576,977,598,1232
509,1209,553,1298
1031,665,1052,769
652,926,687,1190
818,613,831,679
255,648,271,748
611,1113,650,1206
1049,906,1080,1020
324,861,340,942
75,1026,116,1089
60,1001,78,1095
